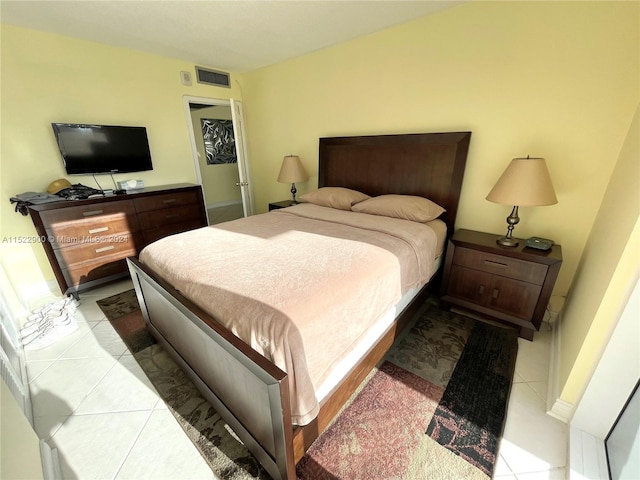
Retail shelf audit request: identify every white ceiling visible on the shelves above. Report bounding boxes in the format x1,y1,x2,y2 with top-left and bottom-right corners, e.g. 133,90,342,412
1,1,463,73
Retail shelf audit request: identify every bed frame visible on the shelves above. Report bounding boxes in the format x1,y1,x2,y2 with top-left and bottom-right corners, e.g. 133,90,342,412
127,131,471,479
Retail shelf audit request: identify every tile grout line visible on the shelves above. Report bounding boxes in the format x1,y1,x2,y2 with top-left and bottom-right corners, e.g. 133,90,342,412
110,408,156,480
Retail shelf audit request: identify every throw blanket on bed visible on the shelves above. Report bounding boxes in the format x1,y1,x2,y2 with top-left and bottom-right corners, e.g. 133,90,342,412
139,203,444,425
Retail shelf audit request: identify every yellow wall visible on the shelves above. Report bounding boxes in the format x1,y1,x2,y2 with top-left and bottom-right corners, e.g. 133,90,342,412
1,380,44,480
0,24,242,297
240,1,639,295
558,106,640,406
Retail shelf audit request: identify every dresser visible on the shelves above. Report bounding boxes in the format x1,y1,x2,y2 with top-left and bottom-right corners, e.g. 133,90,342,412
29,183,207,298
440,229,562,340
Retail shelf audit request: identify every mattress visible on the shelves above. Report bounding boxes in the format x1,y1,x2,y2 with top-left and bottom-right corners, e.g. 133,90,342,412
139,203,446,424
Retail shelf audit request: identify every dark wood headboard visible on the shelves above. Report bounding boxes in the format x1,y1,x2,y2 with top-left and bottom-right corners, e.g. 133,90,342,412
318,132,471,233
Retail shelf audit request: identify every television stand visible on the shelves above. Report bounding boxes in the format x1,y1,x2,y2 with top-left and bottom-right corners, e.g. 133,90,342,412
28,183,207,298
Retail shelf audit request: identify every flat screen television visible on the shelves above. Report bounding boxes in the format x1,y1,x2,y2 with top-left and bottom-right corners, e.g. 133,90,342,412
52,123,153,175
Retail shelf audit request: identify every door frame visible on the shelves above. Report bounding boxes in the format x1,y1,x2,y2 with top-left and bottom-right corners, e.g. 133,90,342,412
182,95,254,217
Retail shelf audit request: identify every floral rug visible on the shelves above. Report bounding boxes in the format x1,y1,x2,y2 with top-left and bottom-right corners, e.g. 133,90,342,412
97,291,518,480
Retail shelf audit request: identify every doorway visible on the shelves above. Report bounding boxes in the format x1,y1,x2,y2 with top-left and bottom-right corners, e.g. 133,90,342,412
183,96,254,224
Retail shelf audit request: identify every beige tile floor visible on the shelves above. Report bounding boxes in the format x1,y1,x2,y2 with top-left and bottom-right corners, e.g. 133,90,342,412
26,281,567,479
495,327,568,480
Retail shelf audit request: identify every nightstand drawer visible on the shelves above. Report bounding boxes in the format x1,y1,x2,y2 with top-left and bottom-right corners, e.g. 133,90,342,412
453,247,547,285
448,265,542,320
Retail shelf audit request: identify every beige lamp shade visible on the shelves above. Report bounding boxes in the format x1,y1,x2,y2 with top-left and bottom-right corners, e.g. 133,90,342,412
277,155,309,184
486,157,558,207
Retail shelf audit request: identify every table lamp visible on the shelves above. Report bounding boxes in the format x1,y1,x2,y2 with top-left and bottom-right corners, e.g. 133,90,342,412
486,156,558,247
277,155,308,205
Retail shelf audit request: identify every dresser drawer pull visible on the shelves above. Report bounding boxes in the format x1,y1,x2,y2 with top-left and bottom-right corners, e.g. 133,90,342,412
83,209,104,217
165,214,180,219
484,260,508,268
162,198,178,204
492,289,500,299
88,226,109,234
95,245,115,254
478,285,485,295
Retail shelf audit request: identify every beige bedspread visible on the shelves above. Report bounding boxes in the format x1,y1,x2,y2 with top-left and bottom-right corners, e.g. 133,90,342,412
139,203,444,425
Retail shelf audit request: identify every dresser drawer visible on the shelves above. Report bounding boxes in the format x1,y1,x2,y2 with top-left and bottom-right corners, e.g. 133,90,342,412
137,204,204,231
54,233,141,268
45,215,140,249
453,247,548,285
133,190,200,213
142,219,207,245
39,200,136,225
62,258,130,287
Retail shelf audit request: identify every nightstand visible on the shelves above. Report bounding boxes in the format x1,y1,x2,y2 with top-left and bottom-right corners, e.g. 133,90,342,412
440,229,562,340
268,200,295,211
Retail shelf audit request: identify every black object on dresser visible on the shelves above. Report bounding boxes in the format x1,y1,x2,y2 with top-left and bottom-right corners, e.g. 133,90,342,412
440,229,562,340
29,183,207,298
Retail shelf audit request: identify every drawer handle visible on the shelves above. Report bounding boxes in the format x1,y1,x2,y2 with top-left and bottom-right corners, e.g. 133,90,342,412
165,214,179,219
95,245,115,254
484,260,508,268
163,198,178,204
83,209,104,217
88,226,108,234
492,289,499,299
478,285,485,295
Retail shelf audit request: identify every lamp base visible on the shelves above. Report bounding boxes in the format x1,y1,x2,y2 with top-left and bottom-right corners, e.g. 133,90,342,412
496,205,520,247
496,236,519,247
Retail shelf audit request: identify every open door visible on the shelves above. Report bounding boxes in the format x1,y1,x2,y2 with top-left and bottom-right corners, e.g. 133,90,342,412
183,95,254,222
231,99,255,216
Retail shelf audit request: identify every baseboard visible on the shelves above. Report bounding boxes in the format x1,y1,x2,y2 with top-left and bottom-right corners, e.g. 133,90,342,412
548,398,574,423
40,439,63,480
546,310,574,423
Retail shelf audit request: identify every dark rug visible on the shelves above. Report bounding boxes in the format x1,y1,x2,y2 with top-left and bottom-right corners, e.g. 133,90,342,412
97,290,518,480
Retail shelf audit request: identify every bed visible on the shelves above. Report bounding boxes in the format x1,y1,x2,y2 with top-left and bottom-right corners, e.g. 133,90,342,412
127,131,471,479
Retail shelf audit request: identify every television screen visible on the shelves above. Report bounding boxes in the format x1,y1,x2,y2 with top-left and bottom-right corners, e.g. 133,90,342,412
52,123,153,175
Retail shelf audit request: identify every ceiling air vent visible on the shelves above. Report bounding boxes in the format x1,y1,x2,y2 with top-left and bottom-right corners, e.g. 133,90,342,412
195,67,231,88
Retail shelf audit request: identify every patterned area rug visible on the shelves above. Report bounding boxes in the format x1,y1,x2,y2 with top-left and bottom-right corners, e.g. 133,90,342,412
97,290,518,480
